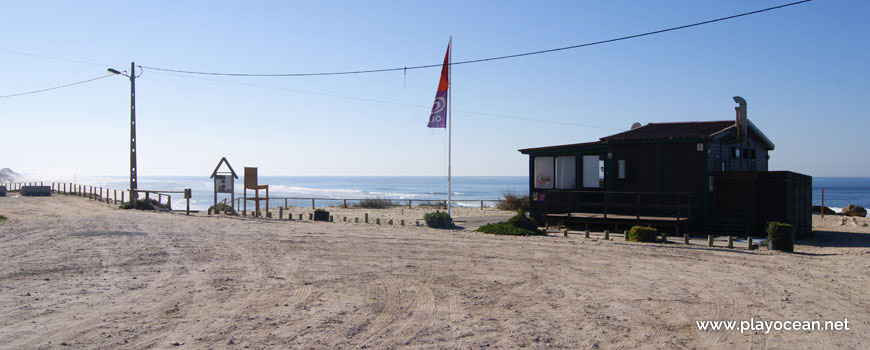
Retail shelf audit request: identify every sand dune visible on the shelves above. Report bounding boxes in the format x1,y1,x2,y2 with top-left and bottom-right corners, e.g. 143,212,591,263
1,195,868,349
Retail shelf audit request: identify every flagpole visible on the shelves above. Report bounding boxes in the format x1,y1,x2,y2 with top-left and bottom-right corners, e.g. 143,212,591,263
447,35,452,217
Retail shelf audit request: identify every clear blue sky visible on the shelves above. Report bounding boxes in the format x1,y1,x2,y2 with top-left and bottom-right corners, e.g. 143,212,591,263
1,0,866,178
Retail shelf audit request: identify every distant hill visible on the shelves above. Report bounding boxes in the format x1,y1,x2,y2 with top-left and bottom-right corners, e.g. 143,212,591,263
0,168,20,183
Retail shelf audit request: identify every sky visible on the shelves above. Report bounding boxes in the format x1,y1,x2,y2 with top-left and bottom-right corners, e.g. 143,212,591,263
0,0,867,178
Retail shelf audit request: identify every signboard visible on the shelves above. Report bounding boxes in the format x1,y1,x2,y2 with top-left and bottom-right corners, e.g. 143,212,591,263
215,175,233,193
244,167,258,189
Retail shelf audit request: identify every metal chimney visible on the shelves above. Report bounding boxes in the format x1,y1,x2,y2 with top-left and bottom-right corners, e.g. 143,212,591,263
732,96,747,142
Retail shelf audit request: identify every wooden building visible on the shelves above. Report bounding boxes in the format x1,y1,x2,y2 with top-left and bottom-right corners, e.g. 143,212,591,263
519,97,811,237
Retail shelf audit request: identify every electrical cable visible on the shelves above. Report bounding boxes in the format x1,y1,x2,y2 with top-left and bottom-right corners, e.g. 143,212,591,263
140,0,811,77
0,74,113,99
149,69,619,129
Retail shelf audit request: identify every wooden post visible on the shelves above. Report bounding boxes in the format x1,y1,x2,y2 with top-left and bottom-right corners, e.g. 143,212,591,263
168,195,172,210
748,237,753,250
121,191,125,203
365,213,369,223
145,191,149,201
684,234,690,244
343,199,347,208
400,219,404,226
409,200,412,209
158,193,162,205
821,188,825,218
727,236,734,249
279,207,283,220
480,200,484,210
604,230,610,240
330,215,334,222
312,198,315,209
376,218,380,225
585,230,590,239
708,235,714,247
186,197,190,216
562,229,568,237
624,230,629,241
661,231,667,243
308,213,313,220
284,198,288,208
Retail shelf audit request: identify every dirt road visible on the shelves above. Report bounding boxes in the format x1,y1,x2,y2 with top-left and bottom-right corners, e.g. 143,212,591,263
1,196,867,349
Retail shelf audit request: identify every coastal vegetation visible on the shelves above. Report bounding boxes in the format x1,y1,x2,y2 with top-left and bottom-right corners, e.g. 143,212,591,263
497,192,530,211
627,226,658,242
0,215,6,222
477,210,545,236
423,211,453,229
354,198,395,209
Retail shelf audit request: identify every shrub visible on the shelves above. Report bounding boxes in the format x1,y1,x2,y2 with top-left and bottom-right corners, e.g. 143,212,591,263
497,192,530,211
424,211,453,229
766,221,793,242
417,201,447,209
477,222,544,236
507,210,539,232
628,225,658,243
354,198,395,209
0,215,6,222
119,199,170,211
208,202,237,215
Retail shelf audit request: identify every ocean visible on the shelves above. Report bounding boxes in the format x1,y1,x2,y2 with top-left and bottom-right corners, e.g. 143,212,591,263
61,176,870,217
812,177,870,215
74,176,529,211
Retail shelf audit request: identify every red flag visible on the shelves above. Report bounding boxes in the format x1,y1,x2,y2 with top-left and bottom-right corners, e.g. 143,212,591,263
427,42,450,128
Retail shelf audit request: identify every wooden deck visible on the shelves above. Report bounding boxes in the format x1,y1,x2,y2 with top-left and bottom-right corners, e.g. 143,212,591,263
546,211,695,234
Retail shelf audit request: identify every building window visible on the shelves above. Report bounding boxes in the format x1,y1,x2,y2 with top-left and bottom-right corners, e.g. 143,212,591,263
582,155,601,188
750,150,756,160
534,157,554,189
618,160,626,180
731,148,740,158
555,156,576,189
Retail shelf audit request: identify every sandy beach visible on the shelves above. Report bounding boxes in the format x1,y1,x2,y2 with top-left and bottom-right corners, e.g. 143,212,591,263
1,195,868,349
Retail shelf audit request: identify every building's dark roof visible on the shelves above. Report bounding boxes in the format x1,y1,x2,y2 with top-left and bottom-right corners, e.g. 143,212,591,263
518,119,775,154
599,121,734,143
518,141,603,153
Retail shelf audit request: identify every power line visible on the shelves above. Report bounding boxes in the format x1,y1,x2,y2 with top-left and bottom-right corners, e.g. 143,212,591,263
149,69,619,129
141,0,811,77
0,74,113,99
0,49,111,67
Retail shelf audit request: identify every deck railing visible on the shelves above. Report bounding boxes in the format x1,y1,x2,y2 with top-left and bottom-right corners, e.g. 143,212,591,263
532,190,698,221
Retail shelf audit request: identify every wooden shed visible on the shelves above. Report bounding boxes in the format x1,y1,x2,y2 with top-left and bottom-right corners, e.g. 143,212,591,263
519,98,811,237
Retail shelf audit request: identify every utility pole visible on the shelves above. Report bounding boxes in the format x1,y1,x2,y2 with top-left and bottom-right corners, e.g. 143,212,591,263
108,62,140,208
129,62,138,208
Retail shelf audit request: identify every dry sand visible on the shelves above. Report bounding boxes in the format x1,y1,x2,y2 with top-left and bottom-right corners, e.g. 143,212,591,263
1,195,868,349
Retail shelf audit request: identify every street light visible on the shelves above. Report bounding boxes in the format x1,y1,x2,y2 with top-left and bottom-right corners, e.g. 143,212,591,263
108,62,141,208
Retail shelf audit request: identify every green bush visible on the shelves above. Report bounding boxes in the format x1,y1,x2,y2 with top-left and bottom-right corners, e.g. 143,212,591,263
354,198,395,209
477,222,544,236
423,211,453,229
507,210,539,232
119,199,170,211
628,225,658,243
0,215,6,222
497,192,530,211
766,221,793,242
